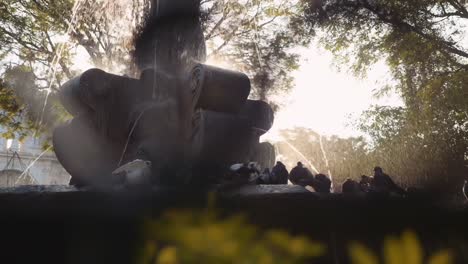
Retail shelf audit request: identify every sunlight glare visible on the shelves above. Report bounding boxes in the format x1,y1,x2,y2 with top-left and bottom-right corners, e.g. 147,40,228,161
262,44,404,141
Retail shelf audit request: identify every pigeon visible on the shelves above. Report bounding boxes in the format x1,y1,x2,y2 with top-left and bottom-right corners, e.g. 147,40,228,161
112,159,152,186
258,168,272,184
230,163,244,171
220,162,261,189
271,161,289,184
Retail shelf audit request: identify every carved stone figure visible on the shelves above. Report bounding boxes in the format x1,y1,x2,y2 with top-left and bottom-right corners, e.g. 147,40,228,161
53,0,275,187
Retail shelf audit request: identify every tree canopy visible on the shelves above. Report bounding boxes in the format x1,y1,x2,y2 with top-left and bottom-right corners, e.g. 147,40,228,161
201,0,311,103
295,0,468,188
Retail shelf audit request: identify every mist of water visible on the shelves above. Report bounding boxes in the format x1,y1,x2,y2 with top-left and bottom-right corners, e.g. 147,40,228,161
15,146,52,186
281,140,320,175
259,127,322,175
319,134,334,191
28,0,152,175
36,0,86,136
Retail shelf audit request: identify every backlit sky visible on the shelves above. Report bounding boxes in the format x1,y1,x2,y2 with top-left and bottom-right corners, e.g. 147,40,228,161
262,45,404,141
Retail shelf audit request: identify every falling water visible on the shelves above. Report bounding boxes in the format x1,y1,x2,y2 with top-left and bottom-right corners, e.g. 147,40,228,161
248,5,322,177
36,0,86,136
38,0,152,136
152,0,160,99
27,0,87,182
14,146,52,186
153,0,159,100
258,127,320,174
118,0,158,168
117,107,151,167
32,0,152,174
319,134,334,192
281,139,320,174
253,16,264,68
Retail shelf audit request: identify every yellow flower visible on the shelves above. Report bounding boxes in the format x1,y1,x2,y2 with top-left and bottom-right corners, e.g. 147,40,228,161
156,247,178,264
428,250,453,264
399,231,422,264
349,230,454,264
349,242,379,264
384,236,404,264
139,207,326,264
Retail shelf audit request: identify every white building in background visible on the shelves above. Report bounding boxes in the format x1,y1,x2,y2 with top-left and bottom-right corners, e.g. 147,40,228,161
0,136,70,186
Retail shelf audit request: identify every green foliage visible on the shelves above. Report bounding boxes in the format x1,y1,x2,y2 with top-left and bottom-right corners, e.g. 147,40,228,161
276,123,466,190
202,0,312,106
0,0,74,79
357,105,468,188
295,0,468,189
0,65,64,139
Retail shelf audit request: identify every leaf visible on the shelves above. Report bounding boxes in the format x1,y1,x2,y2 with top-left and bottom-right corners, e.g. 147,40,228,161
348,242,378,264
139,241,157,264
156,247,178,264
401,230,423,264
384,236,403,264
428,250,454,264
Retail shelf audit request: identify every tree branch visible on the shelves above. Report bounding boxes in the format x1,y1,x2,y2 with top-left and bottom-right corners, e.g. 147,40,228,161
356,0,468,59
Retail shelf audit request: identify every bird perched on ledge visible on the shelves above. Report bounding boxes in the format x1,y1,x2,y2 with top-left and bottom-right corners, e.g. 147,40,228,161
112,159,152,186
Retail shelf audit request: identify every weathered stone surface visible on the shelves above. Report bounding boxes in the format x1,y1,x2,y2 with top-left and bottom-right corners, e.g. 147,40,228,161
0,185,79,193
0,184,308,196
190,64,251,113
224,184,309,196
0,185,467,263
54,0,277,188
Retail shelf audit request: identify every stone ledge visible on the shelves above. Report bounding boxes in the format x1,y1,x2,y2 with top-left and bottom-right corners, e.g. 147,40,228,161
0,185,466,264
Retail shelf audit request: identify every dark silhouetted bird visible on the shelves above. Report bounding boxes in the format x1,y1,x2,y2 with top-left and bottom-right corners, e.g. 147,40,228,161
313,174,332,193
289,162,314,187
359,175,373,192
257,168,272,184
373,167,406,194
221,162,260,189
231,162,261,183
342,178,362,193
271,161,289,184
112,159,152,186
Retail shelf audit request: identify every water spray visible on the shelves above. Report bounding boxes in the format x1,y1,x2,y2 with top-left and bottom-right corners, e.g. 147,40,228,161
15,146,52,185
36,0,86,137
319,134,334,192
258,127,320,174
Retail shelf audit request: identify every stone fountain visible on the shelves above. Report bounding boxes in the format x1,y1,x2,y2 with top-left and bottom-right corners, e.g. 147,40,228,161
52,0,275,187
4,3,467,263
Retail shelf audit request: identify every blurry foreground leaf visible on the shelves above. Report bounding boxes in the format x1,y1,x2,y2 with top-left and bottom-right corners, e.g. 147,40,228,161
428,250,453,264
349,242,378,264
350,230,454,264
401,231,423,264
157,247,178,264
384,236,403,264
139,207,325,264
